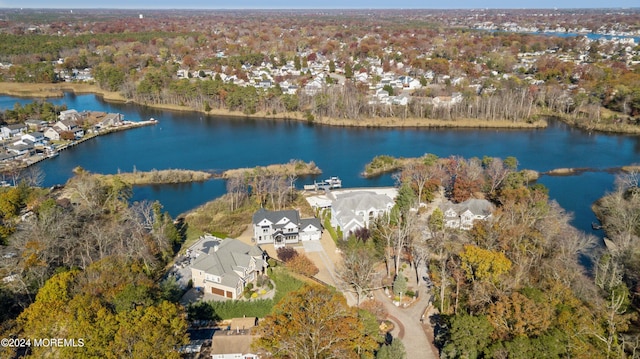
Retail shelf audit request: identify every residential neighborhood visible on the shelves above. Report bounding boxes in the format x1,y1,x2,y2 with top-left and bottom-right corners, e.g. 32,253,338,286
0,108,153,175
190,236,267,300
1,6,639,359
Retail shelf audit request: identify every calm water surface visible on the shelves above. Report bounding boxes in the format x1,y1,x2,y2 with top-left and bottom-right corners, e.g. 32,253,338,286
1,94,638,237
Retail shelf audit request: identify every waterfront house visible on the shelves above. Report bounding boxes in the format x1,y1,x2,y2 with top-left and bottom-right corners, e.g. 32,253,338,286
43,127,61,141
20,132,46,146
54,119,84,139
6,143,34,156
190,236,267,299
25,119,47,130
439,198,494,230
99,113,124,127
330,191,395,239
252,208,322,248
0,124,27,139
58,109,81,121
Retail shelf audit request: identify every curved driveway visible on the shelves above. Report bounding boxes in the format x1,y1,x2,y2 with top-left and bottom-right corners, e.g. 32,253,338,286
373,289,438,359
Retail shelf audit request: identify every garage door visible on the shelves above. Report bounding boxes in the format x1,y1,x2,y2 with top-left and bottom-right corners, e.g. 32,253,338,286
226,291,233,298
211,287,225,296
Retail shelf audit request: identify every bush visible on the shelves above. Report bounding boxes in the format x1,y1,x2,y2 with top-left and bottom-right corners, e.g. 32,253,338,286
267,258,277,267
246,283,254,291
286,253,319,277
277,247,298,262
405,290,415,298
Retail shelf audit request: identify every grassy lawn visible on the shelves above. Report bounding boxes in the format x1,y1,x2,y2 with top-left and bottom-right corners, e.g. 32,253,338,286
187,266,307,320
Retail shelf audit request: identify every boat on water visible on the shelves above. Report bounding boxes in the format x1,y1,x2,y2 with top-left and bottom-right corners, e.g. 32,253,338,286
305,176,342,191
324,176,342,189
47,152,59,158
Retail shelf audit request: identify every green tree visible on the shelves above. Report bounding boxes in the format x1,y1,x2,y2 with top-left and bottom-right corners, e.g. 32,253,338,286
329,59,336,73
393,272,407,298
442,315,494,359
376,339,406,359
345,62,353,79
395,182,416,214
383,84,394,96
294,56,301,71
429,208,444,233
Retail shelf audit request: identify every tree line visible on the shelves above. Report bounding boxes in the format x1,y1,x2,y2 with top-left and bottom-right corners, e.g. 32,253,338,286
0,170,188,358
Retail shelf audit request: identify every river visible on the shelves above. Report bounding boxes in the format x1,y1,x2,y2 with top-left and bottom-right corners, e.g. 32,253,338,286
1,93,639,238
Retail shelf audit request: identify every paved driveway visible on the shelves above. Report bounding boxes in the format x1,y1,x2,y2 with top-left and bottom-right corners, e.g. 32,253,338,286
374,288,438,359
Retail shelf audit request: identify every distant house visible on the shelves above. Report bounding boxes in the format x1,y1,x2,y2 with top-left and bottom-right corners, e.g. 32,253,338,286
58,109,81,121
0,123,27,139
20,132,46,146
6,143,34,156
210,330,260,359
190,236,267,299
252,209,322,248
24,119,47,130
54,119,84,139
99,113,124,128
330,191,395,239
43,127,62,141
439,198,494,230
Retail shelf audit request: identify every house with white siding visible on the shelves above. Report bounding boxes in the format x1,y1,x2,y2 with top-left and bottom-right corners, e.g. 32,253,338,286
252,209,322,248
439,198,494,230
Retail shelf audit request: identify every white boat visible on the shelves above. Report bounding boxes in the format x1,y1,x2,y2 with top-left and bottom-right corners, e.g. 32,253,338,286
324,176,342,189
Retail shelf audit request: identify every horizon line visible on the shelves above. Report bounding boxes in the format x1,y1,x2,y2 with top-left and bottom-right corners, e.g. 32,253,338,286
1,6,640,10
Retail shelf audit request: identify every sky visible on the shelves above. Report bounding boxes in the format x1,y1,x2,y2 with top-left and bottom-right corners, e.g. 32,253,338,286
0,1,638,10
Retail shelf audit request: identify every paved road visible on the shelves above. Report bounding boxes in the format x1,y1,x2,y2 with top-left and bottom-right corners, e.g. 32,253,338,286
374,288,438,359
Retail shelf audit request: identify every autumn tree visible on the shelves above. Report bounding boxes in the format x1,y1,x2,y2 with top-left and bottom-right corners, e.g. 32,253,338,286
337,244,380,305
459,244,512,283
254,285,378,359
17,267,188,359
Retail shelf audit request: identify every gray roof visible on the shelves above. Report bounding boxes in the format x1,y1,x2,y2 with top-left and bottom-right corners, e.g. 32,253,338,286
5,123,26,130
191,238,264,287
300,217,322,231
333,191,394,215
440,198,494,217
252,208,300,226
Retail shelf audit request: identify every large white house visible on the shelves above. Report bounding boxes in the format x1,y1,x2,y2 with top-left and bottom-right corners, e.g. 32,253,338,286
330,191,395,239
252,209,322,248
190,236,267,299
439,198,494,230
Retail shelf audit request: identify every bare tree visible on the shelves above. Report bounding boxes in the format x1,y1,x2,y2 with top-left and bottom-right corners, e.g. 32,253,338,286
19,166,45,187
337,246,381,305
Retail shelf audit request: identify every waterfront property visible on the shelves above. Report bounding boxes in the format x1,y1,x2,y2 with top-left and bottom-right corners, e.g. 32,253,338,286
190,236,267,300
252,208,323,248
0,108,155,169
328,189,397,239
440,198,494,230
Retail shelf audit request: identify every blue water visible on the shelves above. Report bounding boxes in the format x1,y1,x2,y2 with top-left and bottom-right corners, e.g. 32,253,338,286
1,94,638,236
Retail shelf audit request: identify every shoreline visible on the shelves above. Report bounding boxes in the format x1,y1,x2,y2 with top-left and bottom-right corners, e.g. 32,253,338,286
0,82,548,130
